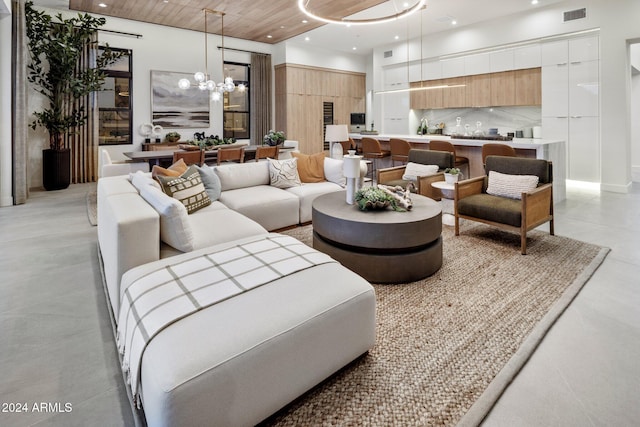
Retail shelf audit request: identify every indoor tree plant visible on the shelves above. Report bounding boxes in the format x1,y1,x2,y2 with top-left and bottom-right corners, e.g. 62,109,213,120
25,1,124,190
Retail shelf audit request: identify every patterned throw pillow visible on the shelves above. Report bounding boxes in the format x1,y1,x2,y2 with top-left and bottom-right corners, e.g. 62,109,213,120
156,165,212,214
402,163,439,181
486,170,539,200
268,158,301,189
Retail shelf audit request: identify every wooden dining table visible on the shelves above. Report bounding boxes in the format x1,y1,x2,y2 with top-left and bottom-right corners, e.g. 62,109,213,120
123,144,293,167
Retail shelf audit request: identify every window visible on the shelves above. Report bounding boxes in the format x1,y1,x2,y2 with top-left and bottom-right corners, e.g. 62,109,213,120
223,62,250,139
98,48,132,145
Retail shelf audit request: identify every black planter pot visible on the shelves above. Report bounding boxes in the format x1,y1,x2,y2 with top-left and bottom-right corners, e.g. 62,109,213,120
42,148,71,191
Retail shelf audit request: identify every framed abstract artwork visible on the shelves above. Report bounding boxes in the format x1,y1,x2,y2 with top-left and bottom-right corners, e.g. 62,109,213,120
151,70,210,128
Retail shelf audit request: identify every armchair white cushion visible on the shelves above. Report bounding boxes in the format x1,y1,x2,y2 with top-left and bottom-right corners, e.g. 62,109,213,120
101,149,149,177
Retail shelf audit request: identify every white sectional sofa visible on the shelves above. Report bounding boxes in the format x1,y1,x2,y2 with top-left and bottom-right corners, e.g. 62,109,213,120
97,157,376,426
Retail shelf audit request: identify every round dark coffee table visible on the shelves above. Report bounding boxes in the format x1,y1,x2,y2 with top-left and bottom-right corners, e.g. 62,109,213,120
312,191,442,283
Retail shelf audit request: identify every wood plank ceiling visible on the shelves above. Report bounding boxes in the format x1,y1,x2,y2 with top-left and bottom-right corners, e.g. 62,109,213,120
69,0,388,44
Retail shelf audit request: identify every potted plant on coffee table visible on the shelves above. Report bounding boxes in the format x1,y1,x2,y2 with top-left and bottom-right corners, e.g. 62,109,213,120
26,1,125,190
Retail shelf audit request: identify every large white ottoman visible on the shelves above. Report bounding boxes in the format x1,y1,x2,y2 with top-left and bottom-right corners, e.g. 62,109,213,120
118,233,376,427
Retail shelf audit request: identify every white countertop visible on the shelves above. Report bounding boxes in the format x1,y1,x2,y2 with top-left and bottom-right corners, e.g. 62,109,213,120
349,133,563,149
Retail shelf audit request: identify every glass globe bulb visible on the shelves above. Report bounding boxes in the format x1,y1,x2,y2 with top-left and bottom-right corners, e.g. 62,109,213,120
178,78,191,89
211,91,221,102
198,82,208,91
225,82,235,92
194,72,205,83
237,83,246,92
206,80,216,91
224,76,234,85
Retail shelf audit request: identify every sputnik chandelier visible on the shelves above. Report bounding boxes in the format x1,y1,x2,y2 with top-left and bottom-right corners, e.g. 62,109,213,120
297,0,427,26
178,8,245,102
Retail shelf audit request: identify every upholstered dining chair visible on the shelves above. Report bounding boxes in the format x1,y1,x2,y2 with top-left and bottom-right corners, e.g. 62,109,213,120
429,140,469,177
481,143,516,167
255,145,279,162
454,155,554,254
217,146,245,165
173,149,205,166
389,138,411,166
361,137,390,180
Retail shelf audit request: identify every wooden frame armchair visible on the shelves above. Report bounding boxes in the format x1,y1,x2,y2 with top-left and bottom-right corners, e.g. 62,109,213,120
377,149,454,200
255,145,279,161
454,155,554,254
173,149,205,166
217,146,245,165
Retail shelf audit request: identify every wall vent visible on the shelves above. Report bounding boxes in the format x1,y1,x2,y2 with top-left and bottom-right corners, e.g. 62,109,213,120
383,50,393,58
563,8,587,22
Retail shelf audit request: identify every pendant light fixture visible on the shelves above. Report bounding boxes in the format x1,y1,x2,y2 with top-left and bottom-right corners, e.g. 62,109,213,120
178,8,244,102
298,0,427,26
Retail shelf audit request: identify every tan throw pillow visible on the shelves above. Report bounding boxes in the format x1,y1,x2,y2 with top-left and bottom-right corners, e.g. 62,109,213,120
151,158,188,178
292,152,325,183
486,170,539,200
156,165,212,214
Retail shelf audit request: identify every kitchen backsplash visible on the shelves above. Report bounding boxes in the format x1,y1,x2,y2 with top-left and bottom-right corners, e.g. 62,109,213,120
411,106,541,136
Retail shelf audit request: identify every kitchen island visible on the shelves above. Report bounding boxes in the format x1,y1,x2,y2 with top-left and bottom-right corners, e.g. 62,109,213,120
350,133,566,203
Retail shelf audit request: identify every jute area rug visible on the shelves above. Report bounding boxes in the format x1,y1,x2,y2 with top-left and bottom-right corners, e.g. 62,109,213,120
262,223,609,426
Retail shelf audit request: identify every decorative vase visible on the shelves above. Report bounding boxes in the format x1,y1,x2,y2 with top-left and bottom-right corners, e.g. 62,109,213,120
42,148,71,191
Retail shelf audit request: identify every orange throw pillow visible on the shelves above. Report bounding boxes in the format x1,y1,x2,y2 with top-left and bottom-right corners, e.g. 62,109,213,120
151,158,188,178
292,152,325,183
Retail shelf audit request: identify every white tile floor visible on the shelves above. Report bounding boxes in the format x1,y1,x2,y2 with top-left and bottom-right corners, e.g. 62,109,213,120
0,181,638,426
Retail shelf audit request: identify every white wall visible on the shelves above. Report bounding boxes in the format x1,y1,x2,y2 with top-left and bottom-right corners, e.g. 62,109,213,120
370,0,640,193
280,41,366,72
631,50,640,182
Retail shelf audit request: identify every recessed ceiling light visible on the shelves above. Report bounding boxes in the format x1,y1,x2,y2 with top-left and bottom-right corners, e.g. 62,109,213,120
352,47,357,50
162,0,168,3
280,25,285,29
305,37,310,41
98,2,107,7
531,0,539,4
403,2,409,7
394,35,399,40
451,20,457,25
267,35,273,39
302,20,308,23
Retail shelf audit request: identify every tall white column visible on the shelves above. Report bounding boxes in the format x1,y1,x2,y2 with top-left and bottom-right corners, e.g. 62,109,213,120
0,10,14,206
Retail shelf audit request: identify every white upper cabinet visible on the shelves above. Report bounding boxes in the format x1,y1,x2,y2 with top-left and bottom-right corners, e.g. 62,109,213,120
424,60,442,80
541,63,569,117
490,49,514,72
441,57,465,78
541,40,568,66
464,53,491,76
514,45,541,69
569,36,599,63
383,64,409,90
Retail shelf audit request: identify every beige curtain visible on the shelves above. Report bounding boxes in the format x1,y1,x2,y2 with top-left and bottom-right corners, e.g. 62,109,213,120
250,53,272,144
66,32,99,183
12,0,28,204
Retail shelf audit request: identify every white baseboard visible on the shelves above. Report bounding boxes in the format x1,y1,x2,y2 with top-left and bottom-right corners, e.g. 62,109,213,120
600,182,633,194
0,195,13,207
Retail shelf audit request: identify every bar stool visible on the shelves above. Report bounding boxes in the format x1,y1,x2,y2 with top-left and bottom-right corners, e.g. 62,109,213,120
481,143,516,167
429,140,469,177
389,138,411,166
361,137,390,182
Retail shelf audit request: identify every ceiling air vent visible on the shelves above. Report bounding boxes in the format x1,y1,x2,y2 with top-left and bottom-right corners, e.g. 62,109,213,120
384,50,393,58
563,8,587,22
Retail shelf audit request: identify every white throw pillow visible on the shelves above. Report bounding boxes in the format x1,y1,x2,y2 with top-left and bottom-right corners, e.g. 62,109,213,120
486,170,539,200
323,157,346,187
402,163,439,181
138,184,195,252
268,158,301,189
129,170,161,191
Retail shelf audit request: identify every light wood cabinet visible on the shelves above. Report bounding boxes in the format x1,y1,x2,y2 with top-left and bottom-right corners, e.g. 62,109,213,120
514,68,542,106
490,70,516,106
410,68,540,109
465,73,491,107
275,64,365,154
